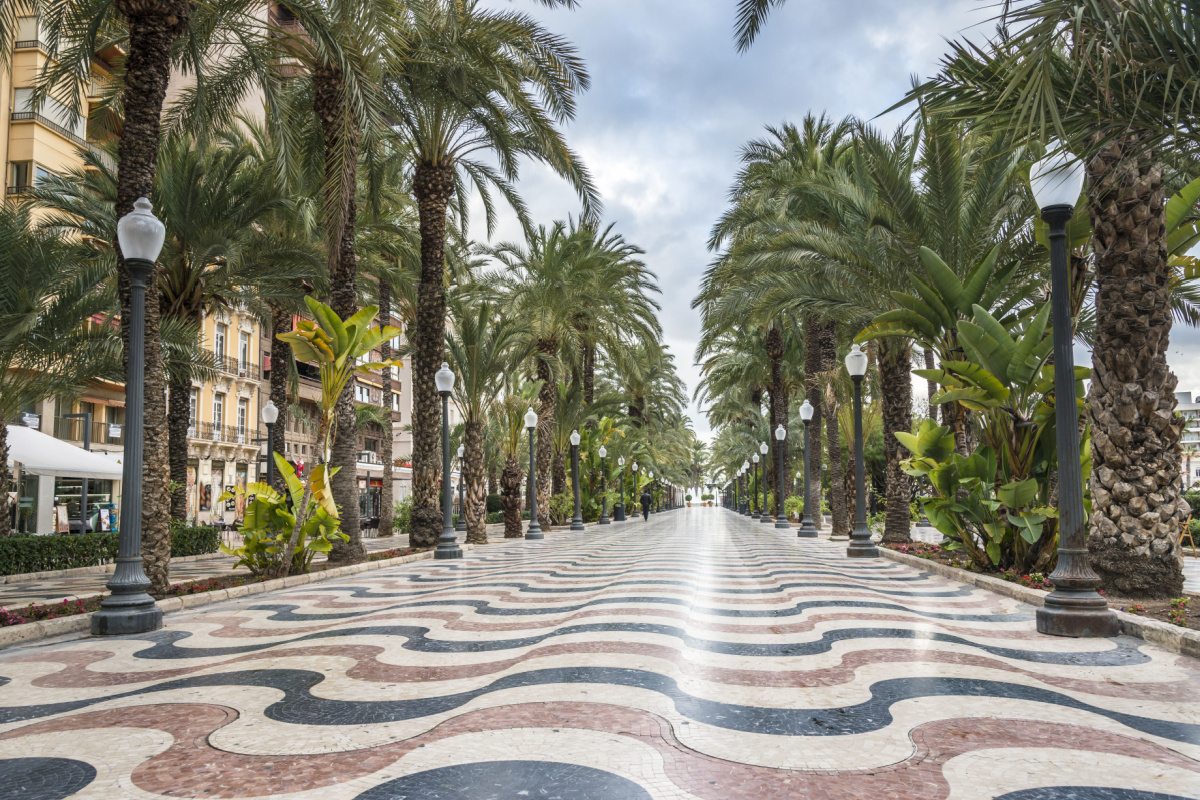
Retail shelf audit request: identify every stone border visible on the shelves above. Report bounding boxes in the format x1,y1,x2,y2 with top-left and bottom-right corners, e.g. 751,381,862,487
1,550,234,585
0,545,471,652
877,546,1200,658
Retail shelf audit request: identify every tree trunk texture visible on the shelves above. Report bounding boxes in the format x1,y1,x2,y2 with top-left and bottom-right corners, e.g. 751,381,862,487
820,322,849,537
379,282,395,537
500,456,524,538
487,467,498,497
765,326,789,520
167,372,191,521
314,64,364,566
116,0,191,596
462,421,486,544
410,162,456,549
552,448,566,498
803,316,825,528
879,339,913,544
1085,137,1186,598
582,340,595,406
923,347,938,424
535,339,556,525
0,424,11,537
269,304,291,496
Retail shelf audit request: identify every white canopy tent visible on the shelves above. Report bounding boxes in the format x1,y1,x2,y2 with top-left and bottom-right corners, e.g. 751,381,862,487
5,424,124,480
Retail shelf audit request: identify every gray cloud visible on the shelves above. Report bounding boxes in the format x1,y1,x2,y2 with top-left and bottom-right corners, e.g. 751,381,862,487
471,1,1199,438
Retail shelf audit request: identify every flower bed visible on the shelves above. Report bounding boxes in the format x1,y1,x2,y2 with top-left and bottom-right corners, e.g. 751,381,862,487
0,598,100,627
1112,596,1194,628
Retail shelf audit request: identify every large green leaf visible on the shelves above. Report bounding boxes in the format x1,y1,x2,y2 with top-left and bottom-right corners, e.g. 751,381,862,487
998,478,1039,509
958,244,1001,315
1166,175,1200,234
908,273,955,331
958,321,1012,384
937,360,1010,401
918,246,965,316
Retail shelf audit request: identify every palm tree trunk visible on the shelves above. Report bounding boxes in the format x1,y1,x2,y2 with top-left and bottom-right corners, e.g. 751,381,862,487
0,423,11,537
535,339,556,524
463,420,486,544
269,304,291,495
803,315,825,528
879,339,913,544
552,448,566,498
1085,137,1185,598
582,340,595,405
116,0,191,596
379,282,394,538
167,373,191,521
820,322,849,537
487,467,498,497
923,347,938,424
410,162,456,550
501,455,524,537
765,325,789,520
314,64,364,567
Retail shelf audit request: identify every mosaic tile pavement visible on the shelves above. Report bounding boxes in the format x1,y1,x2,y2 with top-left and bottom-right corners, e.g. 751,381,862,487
0,510,1197,799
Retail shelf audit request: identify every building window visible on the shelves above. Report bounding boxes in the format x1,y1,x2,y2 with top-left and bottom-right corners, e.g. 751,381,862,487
10,161,30,191
238,331,250,371
356,382,371,403
237,398,248,441
188,388,198,434
213,392,225,431
214,322,227,359
364,438,378,453
389,393,402,412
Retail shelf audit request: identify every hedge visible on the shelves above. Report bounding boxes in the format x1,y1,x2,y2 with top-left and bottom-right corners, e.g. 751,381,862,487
0,525,219,577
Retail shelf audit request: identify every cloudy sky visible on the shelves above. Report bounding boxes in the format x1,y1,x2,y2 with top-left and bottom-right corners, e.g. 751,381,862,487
474,0,1200,439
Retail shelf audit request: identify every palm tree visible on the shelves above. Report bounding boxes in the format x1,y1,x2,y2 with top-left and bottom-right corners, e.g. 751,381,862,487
908,0,1200,595
492,381,541,538
445,298,532,544
384,0,599,548
0,204,119,536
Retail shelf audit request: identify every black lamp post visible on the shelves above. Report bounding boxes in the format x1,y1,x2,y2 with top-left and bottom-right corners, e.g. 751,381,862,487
261,400,279,489
435,363,462,559
844,345,877,557
741,461,750,514
570,429,585,530
797,400,819,538
774,425,789,529
631,461,639,518
598,445,610,524
758,441,772,523
615,456,626,521
751,454,761,519
648,471,655,513
92,197,165,636
455,443,467,533
525,406,543,539
1030,152,1118,638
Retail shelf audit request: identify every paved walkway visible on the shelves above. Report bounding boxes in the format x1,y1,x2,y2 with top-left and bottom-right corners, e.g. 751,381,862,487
0,509,1196,799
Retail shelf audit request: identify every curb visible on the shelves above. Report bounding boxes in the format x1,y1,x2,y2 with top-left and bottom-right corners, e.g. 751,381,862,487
877,546,1200,658
1,550,234,585
0,546,468,652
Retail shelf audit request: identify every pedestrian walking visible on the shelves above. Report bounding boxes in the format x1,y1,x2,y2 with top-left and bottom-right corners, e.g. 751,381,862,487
640,489,651,521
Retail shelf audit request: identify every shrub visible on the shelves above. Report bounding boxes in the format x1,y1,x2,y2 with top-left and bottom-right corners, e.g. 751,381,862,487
0,532,118,576
393,497,413,534
486,494,503,514
685,494,692,502
485,511,504,525
549,492,573,525
169,524,219,558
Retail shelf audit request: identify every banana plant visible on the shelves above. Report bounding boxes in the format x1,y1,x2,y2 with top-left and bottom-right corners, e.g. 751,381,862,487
901,301,1088,572
221,296,401,577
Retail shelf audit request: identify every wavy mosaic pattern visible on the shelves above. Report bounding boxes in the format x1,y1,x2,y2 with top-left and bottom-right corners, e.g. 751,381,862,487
0,512,1197,799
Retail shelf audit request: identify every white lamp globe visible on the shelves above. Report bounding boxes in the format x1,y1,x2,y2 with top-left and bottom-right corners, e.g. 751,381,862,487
117,197,166,262
1031,149,1086,211
742,460,750,471
759,441,768,454
261,399,279,425
799,400,814,421
632,462,638,472
457,444,465,458
752,454,759,463
434,362,455,393
775,424,786,441
618,456,625,466
570,429,581,446
845,344,868,377
524,406,538,429
598,445,607,458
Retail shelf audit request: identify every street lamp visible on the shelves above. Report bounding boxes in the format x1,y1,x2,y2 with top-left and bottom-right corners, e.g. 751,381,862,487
92,197,166,636
1030,151,1117,637
758,441,771,523
774,425,789,529
741,461,750,514
570,429,585,530
616,456,626,521
648,471,655,513
844,345,877,556
750,453,760,519
261,399,279,489
525,406,543,539
797,400,819,538
632,461,639,518
434,363,462,559
598,445,610,525
455,443,467,533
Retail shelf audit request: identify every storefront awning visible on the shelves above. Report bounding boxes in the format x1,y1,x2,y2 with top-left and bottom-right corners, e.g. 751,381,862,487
5,425,125,480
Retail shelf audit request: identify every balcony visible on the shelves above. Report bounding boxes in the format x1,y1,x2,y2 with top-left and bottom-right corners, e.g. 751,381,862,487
214,354,261,380
194,422,254,445
54,418,123,447
10,111,87,146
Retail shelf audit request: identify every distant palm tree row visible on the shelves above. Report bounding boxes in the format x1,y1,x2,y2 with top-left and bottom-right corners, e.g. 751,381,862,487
0,0,695,593
703,0,1200,598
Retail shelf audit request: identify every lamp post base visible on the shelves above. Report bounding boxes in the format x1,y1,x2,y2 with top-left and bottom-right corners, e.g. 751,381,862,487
599,513,610,525
759,513,773,524
525,521,544,540
434,531,463,560
571,520,585,531
774,517,790,529
91,559,162,635
846,526,878,558
1036,588,1119,637
797,515,819,538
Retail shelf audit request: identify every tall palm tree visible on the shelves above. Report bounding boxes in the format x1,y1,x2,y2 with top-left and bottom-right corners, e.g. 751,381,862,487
908,0,1200,595
445,298,532,544
492,381,541,538
384,0,598,548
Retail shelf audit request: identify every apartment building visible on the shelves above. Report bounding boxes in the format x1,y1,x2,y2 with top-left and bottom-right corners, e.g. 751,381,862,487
1177,392,1200,490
